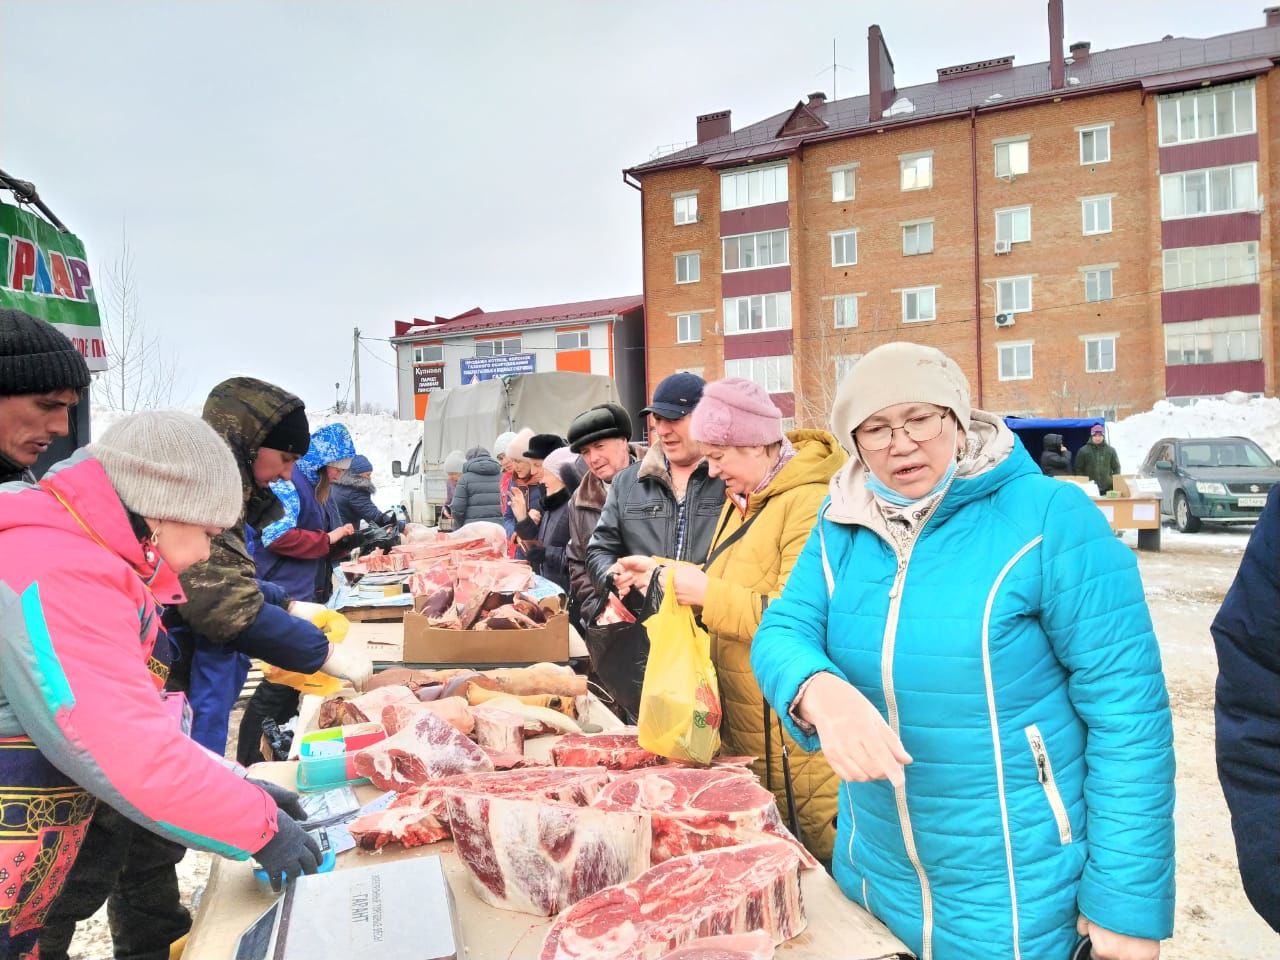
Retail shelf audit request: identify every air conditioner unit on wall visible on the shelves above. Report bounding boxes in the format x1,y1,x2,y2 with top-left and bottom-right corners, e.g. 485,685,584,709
994,239,1012,255
994,312,1016,327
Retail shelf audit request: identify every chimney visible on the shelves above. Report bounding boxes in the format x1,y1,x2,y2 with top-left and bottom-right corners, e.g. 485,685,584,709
1069,40,1091,62
1048,0,1065,89
696,110,732,144
1267,6,1280,26
867,24,896,122
808,91,827,106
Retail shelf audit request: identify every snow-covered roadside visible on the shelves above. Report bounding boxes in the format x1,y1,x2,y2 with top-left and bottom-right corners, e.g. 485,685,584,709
1108,394,1280,472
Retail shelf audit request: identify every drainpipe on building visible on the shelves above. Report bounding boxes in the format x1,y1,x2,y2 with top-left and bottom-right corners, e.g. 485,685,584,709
623,170,649,438
969,106,985,407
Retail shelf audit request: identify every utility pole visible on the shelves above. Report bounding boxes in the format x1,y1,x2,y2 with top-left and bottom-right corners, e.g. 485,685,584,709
353,326,362,414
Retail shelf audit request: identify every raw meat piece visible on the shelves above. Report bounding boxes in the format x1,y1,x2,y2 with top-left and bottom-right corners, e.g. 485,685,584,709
318,685,418,728
415,583,455,617
472,704,526,755
466,685,577,719
348,804,450,851
656,931,775,960
382,697,474,736
449,522,510,558
482,663,586,698
483,748,546,770
352,710,493,791
596,592,636,626
593,767,818,869
474,604,541,630
456,558,535,593
538,842,806,960
552,730,664,771
447,791,652,916
408,566,454,597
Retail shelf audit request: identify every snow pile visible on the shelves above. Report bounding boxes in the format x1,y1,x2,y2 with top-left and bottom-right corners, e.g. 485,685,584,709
1109,396,1280,472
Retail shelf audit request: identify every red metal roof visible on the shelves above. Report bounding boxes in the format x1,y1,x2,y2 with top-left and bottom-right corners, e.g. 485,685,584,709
393,294,643,342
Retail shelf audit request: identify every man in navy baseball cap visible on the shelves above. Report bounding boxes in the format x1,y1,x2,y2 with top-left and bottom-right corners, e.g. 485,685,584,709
640,371,705,420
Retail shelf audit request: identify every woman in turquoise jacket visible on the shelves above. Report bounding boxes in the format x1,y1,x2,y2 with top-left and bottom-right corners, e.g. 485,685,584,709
751,343,1175,960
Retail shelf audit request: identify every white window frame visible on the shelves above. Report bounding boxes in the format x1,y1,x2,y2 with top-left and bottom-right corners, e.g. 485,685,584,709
723,355,794,393
720,164,789,212
1081,196,1113,235
721,229,789,273
1085,336,1116,373
994,138,1030,178
676,313,701,344
900,152,933,191
475,337,522,358
1160,163,1259,220
675,252,700,284
996,276,1033,314
1157,81,1257,146
902,220,934,256
831,229,858,267
722,292,793,335
995,206,1031,245
1162,242,1260,291
901,286,937,323
831,165,856,202
834,354,861,383
1084,268,1113,302
413,344,443,364
998,342,1034,381
555,330,589,351
673,193,698,225
1078,124,1111,164
1164,315,1263,366
833,294,858,329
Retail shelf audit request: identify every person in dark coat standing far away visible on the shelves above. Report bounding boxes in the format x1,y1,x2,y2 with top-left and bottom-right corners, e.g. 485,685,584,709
332,453,399,529
450,445,504,527
1074,423,1121,494
1040,432,1071,477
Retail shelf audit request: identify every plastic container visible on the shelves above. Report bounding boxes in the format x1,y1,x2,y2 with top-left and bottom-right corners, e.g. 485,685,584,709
296,722,387,791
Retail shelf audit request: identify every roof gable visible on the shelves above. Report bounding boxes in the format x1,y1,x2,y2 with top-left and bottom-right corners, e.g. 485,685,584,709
776,100,828,139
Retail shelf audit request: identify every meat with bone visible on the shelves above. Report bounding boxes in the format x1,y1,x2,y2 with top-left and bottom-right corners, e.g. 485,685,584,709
655,931,775,960
382,697,474,736
472,704,525,755
473,605,542,630
348,804,451,851
551,730,664,771
537,841,806,960
318,685,418,728
592,767,818,869
352,710,493,791
447,791,651,916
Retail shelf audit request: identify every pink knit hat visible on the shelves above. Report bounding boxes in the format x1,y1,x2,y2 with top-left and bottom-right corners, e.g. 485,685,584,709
690,378,784,447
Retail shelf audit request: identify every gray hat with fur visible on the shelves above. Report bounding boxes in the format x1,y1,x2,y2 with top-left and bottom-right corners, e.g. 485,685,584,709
90,410,243,528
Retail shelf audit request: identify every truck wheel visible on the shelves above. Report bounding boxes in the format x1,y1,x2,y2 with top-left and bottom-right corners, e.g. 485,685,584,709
1174,491,1201,533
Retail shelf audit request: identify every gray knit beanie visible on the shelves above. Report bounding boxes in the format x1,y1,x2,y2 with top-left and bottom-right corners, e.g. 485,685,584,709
89,411,243,528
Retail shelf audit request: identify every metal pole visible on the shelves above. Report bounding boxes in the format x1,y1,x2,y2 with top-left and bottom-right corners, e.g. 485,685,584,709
353,327,362,413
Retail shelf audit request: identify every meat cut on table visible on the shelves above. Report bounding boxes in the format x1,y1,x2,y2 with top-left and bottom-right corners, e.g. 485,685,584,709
318,685,418,728
537,841,806,960
351,710,493,791
447,791,652,916
381,697,475,736
592,767,818,869
550,730,664,771
348,803,451,851
654,931,776,960
472,704,526,755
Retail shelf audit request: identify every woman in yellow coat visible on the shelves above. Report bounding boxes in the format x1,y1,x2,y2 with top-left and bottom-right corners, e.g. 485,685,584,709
616,377,845,861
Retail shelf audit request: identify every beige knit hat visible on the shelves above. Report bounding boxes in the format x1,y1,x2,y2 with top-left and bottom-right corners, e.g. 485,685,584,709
89,410,243,529
832,342,971,455
505,427,535,461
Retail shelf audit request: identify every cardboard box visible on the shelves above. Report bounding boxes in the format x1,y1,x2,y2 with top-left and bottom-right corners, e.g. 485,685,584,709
401,611,570,665
1092,496,1161,529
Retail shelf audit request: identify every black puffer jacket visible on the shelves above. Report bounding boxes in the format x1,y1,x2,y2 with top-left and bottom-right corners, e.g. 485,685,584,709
516,481,578,593
332,473,395,528
450,454,503,527
1039,433,1071,477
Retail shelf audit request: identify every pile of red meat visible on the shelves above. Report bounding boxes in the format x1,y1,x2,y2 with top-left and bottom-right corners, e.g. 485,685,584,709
409,558,557,631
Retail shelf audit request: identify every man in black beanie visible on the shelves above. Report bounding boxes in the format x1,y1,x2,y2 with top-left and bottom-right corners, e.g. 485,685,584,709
0,308,91,484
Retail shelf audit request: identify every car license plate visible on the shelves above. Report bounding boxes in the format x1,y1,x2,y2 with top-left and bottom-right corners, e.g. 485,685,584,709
1237,496,1267,508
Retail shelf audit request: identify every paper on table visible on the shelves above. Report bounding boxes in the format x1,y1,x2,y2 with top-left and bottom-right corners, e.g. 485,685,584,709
1132,503,1158,522
1097,504,1115,522
300,786,361,828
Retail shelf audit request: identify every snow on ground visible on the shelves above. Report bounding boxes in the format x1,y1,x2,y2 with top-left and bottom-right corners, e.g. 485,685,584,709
1109,394,1280,472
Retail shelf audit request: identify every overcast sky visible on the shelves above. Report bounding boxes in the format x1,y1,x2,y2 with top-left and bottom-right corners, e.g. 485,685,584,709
1,1,1259,414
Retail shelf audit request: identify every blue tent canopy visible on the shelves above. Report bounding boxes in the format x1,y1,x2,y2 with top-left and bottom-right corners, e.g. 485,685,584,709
1004,416,1106,466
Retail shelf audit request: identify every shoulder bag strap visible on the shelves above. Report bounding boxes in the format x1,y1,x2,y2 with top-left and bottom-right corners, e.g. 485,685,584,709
702,505,764,572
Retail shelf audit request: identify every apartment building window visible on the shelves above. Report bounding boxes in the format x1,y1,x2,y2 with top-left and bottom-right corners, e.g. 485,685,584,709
998,342,1033,381
902,220,934,256
1162,242,1259,290
902,286,937,323
413,344,443,363
833,295,858,329
676,313,701,344
720,165,788,211
900,152,933,191
1079,125,1111,164
994,139,1029,178
996,276,1032,314
724,355,793,393
723,292,792,334
722,229,788,272
673,193,698,225
995,206,1031,245
1160,163,1258,219
831,166,855,202
1158,82,1256,146
1084,268,1113,302
1081,196,1112,235
475,337,521,357
675,252,701,284
556,330,589,350
675,366,705,377
831,229,858,267
1165,315,1262,365
834,354,861,383
1085,336,1116,373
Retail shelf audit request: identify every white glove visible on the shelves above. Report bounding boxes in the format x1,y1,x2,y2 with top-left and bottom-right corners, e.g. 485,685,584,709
320,643,372,692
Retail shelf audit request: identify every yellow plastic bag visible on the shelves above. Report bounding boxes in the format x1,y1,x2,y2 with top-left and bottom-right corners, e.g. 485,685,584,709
637,568,722,765
255,608,351,697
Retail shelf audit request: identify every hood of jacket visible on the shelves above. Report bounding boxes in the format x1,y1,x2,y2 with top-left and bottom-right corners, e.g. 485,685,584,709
202,377,305,530
1043,433,1064,452
747,430,846,513
825,409,1029,539
334,469,375,493
463,455,501,477
0,451,184,605
297,423,357,485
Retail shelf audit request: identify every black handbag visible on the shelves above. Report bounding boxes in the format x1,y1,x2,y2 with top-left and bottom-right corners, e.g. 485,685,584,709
582,583,658,724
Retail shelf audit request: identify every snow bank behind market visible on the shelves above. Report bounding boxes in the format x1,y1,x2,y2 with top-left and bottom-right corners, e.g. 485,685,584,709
1108,394,1280,473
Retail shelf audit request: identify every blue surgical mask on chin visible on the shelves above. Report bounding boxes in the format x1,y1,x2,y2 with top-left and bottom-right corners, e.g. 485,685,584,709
865,460,957,508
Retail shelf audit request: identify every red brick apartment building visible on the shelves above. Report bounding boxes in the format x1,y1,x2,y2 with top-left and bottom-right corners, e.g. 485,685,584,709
625,2,1280,423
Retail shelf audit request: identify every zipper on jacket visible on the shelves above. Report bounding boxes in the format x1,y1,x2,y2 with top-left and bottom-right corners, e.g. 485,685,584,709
1025,725,1072,845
